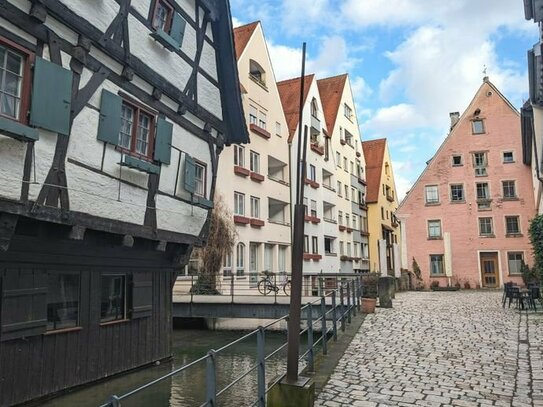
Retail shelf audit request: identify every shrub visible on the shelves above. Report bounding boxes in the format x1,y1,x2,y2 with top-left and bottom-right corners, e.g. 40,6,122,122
430,280,440,289
529,215,543,282
464,281,471,289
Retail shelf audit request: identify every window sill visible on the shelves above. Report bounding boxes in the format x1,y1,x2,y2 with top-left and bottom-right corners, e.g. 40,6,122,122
250,123,271,139
120,154,160,174
0,116,39,141
268,176,289,186
250,172,265,182
234,165,250,177
323,218,337,224
508,273,522,277
249,74,268,91
502,197,519,201
428,236,443,240
100,318,130,327
503,161,515,164
322,184,335,192
45,326,82,336
479,234,495,238
425,202,440,206
450,200,465,204
149,29,180,52
250,218,265,227
236,276,247,280
429,275,446,278
234,215,250,225
325,252,337,257
506,233,523,238
268,220,290,227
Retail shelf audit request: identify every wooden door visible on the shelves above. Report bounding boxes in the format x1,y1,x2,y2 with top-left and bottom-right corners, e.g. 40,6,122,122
480,253,499,288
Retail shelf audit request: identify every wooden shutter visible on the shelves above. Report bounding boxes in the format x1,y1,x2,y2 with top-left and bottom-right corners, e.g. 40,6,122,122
97,89,122,145
184,154,196,193
170,13,186,48
29,57,73,136
1,270,47,341
154,117,173,164
131,272,152,319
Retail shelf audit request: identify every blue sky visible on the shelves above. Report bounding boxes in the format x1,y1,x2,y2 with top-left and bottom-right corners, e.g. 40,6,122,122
230,0,538,200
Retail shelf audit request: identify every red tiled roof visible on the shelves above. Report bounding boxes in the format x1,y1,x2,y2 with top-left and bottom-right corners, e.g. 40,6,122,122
362,138,387,203
317,74,347,135
233,22,259,61
277,75,315,142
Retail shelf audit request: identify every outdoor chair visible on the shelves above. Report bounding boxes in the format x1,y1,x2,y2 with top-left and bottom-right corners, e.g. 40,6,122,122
502,282,515,308
508,286,521,309
529,286,541,311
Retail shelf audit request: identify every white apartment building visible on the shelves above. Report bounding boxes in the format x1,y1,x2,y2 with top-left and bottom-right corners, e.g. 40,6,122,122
318,75,370,273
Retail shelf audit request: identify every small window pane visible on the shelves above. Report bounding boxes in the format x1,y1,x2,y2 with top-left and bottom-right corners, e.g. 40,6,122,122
508,252,523,275
430,255,444,275
101,275,126,322
428,220,441,238
136,113,151,155
503,152,514,163
451,184,464,202
472,120,484,134
452,155,462,166
506,216,520,234
425,186,439,204
119,104,133,149
47,273,80,331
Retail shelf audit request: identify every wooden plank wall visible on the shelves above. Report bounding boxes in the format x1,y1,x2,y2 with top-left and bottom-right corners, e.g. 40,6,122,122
0,237,175,406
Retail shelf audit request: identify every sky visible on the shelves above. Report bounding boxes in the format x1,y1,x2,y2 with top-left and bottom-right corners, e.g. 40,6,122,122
229,0,538,201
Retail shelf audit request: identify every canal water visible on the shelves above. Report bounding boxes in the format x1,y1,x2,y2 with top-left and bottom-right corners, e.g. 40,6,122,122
42,329,293,407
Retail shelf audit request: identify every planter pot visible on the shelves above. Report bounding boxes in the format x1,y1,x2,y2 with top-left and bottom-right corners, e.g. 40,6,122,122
361,298,376,314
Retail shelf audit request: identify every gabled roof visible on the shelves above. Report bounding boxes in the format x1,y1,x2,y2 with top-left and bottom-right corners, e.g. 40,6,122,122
397,78,520,210
317,74,348,135
233,21,259,61
362,138,387,203
277,74,315,142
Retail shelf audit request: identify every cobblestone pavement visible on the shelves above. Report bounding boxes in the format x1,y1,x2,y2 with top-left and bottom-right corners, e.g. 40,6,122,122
315,291,543,407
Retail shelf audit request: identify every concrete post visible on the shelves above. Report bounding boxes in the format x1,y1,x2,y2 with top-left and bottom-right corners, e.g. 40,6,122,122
378,276,395,308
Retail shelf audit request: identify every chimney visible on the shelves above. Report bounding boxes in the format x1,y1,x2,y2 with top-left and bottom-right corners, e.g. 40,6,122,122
449,112,460,129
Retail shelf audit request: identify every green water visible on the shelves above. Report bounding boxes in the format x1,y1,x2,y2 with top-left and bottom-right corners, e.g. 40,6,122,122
42,329,291,407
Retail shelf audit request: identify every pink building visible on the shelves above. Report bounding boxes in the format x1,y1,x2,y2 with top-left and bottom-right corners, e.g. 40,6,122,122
397,79,537,289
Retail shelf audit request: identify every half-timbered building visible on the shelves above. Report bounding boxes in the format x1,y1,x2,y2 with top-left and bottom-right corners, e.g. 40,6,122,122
0,0,247,404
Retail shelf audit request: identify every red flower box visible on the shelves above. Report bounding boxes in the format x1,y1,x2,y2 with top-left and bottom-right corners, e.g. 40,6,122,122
234,215,250,224
234,166,250,177
250,218,265,227
250,124,271,139
250,172,265,182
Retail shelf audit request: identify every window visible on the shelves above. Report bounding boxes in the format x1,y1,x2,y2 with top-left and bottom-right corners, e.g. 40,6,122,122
223,252,232,276
450,184,464,202
249,105,258,125
234,192,245,215
385,163,390,176
344,185,349,200
427,220,442,239
337,181,342,196
452,155,462,166
381,207,384,220
101,274,126,323
191,160,206,197
343,157,348,171
278,246,287,272
472,119,485,134
304,235,309,253
347,242,352,256
236,243,245,276
0,40,31,122
473,152,487,176
344,103,353,119
338,211,343,225
503,181,516,199
250,150,260,173
425,185,439,204
234,145,245,167
259,111,267,129
303,197,308,215
250,196,260,218
119,101,155,158
503,151,514,163
345,130,353,146
310,199,317,217
324,237,334,254
249,243,259,275
309,164,316,181
350,161,354,174
508,252,524,275
249,59,266,86
430,255,444,275
152,0,174,33
476,183,489,200
311,98,318,118
479,217,493,236
336,152,341,167
351,188,357,203
354,243,359,258
275,122,281,137
339,241,344,256
352,214,358,230
264,244,274,272
47,272,80,331
505,216,520,235
312,237,318,254
345,214,350,228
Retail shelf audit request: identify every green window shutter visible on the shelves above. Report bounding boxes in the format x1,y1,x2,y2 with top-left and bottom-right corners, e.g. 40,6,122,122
170,13,186,48
131,272,153,319
154,117,173,164
29,57,73,136
1,270,47,341
184,154,196,193
97,89,122,145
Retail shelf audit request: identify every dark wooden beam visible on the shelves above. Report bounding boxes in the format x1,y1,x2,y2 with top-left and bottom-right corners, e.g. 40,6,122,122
0,213,18,251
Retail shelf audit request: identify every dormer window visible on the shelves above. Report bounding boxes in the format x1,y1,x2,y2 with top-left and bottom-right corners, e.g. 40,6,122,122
311,98,318,118
249,60,266,87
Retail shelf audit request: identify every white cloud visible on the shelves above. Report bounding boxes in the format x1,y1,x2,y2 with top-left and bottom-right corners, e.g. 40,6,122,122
266,41,304,81
363,104,426,134
391,161,414,203
231,16,244,28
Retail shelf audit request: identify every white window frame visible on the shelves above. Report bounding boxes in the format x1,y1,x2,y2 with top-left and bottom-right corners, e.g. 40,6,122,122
250,196,260,219
234,192,245,216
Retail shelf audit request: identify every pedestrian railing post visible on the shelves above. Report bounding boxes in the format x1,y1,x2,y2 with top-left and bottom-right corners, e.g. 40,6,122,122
257,327,266,407
206,351,217,407
320,296,327,355
351,280,357,317
357,277,362,311
274,273,277,304
331,291,338,341
307,303,314,372
108,395,121,407
191,274,194,303
340,285,345,332
231,275,234,303
346,282,352,324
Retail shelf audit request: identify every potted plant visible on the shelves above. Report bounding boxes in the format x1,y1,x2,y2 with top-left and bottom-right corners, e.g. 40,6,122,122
361,272,379,313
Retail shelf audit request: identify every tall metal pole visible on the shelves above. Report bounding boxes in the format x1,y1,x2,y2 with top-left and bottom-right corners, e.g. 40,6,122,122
286,42,307,383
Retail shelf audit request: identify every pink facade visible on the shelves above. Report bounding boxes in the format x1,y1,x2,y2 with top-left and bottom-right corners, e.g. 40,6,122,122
397,79,537,289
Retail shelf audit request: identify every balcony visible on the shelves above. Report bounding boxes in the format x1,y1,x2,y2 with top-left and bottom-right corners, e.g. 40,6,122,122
386,194,394,202
304,253,322,261
269,197,288,225
250,172,265,182
234,166,250,177
304,215,321,224
250,123,271,139
268,156,288,185
339,225,346,232
358,177,367,186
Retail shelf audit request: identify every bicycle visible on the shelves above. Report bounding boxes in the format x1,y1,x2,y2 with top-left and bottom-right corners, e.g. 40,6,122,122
257,273,291,296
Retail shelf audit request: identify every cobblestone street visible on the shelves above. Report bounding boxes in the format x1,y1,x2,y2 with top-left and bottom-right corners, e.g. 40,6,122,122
316,291,543,407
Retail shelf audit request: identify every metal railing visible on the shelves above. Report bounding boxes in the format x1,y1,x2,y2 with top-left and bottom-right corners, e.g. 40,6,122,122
100,276,364,407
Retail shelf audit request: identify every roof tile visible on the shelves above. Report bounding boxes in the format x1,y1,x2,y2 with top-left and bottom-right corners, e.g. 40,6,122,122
362,138,387,203
233,22,259,60
277,75,315,142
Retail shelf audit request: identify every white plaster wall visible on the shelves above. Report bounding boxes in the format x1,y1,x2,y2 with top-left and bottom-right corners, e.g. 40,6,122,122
156,194,207,234
28,130,57,201
197,74,222,120
0,136,26,200
59,0,119,33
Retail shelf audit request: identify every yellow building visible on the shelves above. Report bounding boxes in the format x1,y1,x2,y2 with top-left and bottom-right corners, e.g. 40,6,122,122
362,139,400,276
